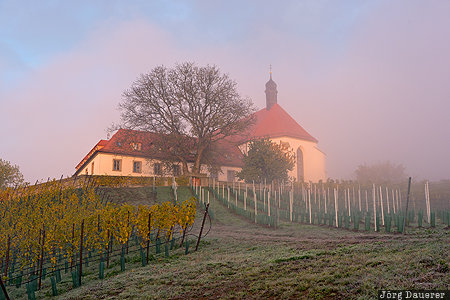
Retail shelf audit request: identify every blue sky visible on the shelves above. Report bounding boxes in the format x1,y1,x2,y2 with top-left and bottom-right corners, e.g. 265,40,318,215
1,0,449,182
0,1,372,81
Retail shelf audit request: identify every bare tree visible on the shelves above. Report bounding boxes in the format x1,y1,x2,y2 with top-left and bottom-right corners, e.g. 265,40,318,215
117,62,255,175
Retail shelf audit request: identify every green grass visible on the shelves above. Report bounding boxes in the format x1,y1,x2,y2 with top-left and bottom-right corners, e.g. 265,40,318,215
44,228,448,300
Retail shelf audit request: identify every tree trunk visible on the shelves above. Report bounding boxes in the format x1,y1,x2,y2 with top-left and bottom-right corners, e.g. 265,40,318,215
193,146,206,174
181,161,189,175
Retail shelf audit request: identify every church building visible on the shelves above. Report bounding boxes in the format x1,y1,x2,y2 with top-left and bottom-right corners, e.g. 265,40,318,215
74,74,327,182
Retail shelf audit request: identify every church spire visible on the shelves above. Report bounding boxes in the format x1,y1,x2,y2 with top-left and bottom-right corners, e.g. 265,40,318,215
265,65,277,110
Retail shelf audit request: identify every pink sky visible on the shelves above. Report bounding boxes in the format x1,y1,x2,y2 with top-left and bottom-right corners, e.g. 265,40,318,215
0,1,449,182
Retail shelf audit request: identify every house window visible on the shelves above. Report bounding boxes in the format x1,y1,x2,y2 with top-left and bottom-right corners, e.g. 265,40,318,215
131,142,142,151
227,170,235,182
113,159,122,171
133,161,142,173
91,162,94,174
154,163,162,175
173,165,181,176
210,170,218,179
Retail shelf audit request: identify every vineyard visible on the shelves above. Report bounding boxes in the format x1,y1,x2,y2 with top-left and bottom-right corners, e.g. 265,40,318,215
0,176,448,299
194,179,450,232
0,177,201,299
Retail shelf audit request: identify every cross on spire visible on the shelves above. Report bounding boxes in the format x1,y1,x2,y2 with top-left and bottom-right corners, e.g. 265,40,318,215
265,64,277,110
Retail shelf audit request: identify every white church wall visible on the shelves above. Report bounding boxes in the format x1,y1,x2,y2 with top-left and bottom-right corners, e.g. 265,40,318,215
266,136,327,183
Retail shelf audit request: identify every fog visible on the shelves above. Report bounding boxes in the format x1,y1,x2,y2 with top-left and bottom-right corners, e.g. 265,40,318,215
1,1,449,182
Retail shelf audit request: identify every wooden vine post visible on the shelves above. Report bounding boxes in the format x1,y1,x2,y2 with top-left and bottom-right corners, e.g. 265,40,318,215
180,223,188,248
126,211,130,254
195,203,210,251
4,236,10,278
38,228,45,290
253,181,257,223
308,189,312,224
386,187,390,214
79,219,84,286
373,184,377,232
289,186,293,222
106,230,110,268
403,177,412,235
334,188,338,228
0,276,9,300
358,186,361,212
380,186,385,226
146,213,151,264
70,223,75,270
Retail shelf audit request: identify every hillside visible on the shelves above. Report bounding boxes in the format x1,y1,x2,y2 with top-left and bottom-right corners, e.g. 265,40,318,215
39,185,450,300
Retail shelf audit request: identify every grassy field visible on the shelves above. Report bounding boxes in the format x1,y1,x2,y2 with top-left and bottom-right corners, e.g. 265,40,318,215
16,186,449,299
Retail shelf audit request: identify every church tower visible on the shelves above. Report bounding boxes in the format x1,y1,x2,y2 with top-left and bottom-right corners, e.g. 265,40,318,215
265,72,277,110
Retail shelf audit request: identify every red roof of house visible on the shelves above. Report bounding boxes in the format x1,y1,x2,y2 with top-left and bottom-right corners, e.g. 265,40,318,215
99,129,160,157
235,103,318,143
75,129,243,173
75,139,108,170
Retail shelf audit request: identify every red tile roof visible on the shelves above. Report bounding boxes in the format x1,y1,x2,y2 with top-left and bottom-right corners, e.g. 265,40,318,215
75,129,243,173
75,139,108,170
99,129,160,157
233,103,318,143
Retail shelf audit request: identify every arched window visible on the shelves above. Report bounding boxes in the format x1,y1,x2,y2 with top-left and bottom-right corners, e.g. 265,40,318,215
297,148,304,182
